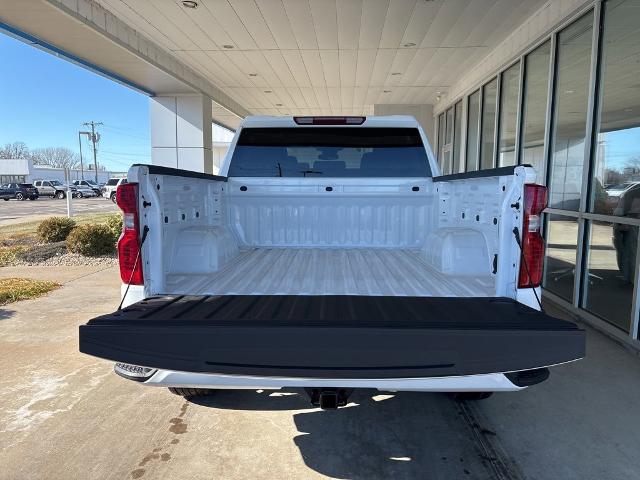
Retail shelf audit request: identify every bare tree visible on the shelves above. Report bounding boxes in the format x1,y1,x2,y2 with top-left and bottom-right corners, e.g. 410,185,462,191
0,142,29,159
30,147,79,169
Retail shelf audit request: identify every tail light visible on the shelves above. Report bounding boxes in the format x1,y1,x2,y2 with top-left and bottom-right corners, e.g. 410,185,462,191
116,182,143,285
518,184,547,288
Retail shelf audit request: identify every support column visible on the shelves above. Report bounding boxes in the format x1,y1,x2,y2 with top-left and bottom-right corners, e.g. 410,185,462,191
373,104,435,147
150,95,213,173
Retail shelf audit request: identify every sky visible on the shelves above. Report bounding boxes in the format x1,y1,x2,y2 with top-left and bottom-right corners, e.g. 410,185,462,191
0,32,151,172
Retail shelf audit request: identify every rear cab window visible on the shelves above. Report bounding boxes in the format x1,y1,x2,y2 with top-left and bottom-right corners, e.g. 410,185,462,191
228,127,431,177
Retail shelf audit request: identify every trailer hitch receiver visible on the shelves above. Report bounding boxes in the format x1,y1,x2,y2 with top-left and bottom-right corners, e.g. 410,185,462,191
306,388,353,410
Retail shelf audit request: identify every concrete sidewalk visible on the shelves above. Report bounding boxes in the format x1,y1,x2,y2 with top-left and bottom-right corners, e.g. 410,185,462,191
0,266,639,479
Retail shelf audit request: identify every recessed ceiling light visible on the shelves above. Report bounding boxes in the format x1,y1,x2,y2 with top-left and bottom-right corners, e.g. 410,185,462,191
436,91,441,95
402,42,416,47
275,103,283,107
391,72,402,76
248,73,258,77
565,89,575,94
222,44,234,49
181,1,198,8
264,90,272,93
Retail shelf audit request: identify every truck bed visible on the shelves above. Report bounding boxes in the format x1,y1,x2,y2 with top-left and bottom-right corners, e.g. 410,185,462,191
164,248,495,297
79,295,585,379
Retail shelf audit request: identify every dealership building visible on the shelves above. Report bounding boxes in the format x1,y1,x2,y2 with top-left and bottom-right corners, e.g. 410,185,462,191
1,0,638,347
0,158,126,184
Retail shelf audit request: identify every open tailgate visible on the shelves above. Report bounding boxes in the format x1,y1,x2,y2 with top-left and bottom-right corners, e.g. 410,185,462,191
79,295,585,379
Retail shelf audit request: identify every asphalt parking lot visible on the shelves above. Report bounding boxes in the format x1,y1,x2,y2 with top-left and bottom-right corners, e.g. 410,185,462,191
0,196,118,226
1,265,640,480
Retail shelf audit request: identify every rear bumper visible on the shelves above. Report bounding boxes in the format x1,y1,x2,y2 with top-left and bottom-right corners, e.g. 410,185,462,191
142,369,527,392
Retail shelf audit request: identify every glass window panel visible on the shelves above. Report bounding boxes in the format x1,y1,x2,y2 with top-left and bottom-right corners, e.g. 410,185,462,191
445,107,454,144
590,0,640,216
582,220,636,332
466,90,481,171
548,12,594,210
543,213,579,302
480,78,498,169
498,62,521,167
521,41,552,184
438,112,445,163
453,101,463,173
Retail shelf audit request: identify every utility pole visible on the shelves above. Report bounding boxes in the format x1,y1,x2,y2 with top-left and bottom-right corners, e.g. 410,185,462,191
83,121,102,183
78,131,91,180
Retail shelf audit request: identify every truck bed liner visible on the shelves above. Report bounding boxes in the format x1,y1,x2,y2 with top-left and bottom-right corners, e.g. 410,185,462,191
80,295,585,379
165,248,495,297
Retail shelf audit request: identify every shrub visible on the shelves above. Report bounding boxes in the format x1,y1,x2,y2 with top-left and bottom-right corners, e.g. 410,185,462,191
37,217,77,243
105,213,123,243
66,224,117,256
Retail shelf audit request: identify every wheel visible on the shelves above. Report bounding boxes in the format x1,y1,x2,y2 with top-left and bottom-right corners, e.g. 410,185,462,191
452,392,494,401
76,191,83,198
3,198,9,201
168,387,216,398
15,192,24,200
56,191,65,199
111,193,117,203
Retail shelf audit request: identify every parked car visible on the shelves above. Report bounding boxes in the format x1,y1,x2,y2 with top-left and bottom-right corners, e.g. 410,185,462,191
33,180,76,199
73,179,102,196
72,183,98,198
79,115,585,409
0,183,39,201
102,177,128,203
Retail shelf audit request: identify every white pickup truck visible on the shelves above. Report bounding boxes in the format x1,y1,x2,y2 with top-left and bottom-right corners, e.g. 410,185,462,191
80,115,584,409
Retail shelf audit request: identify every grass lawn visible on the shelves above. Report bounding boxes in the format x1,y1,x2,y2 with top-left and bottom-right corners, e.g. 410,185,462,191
0,277,60,305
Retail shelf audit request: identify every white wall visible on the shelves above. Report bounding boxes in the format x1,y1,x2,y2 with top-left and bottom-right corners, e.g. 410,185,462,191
373,104,435,148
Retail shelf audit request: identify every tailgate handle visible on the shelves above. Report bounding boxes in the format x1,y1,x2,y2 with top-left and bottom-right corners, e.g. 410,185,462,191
492,254,498,274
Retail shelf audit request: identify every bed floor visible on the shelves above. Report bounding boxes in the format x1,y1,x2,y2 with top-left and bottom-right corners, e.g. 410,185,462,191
164,248,495,297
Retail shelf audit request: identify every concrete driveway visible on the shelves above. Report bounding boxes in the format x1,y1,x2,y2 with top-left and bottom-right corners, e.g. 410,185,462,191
0,196,117,226
1,266,640,480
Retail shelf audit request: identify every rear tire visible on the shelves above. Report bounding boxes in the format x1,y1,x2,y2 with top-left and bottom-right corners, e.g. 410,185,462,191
453,392,493,401
168,387,216,398
77,192,83,198
56,191,65,199
110,192,117,203
15,192,24,201
3,198,9,201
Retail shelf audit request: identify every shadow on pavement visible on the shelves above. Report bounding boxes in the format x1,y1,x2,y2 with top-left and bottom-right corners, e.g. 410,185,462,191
189,389,494,479
0,308,16,321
